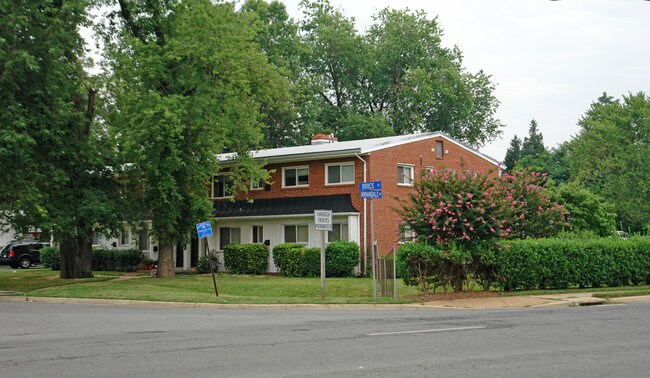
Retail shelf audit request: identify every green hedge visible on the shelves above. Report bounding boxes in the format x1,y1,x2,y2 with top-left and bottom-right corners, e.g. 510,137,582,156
272,242,360,278
93,249,143,271
196,253,219,274
495,237,650,290
223,243,269,275
40,247,143,271
325,241,359,277
41,246,60,270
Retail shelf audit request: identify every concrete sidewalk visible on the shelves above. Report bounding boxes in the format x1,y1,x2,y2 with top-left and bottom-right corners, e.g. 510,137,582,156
2,293,650,310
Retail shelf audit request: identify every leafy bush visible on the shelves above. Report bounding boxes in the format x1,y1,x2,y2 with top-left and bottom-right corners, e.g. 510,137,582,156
41,246,60,270
272,244,306,277
396,243,444,294
495,237,650,290
92,249,143,271
196,253,219,274
223,244,269,275
325,241,359,277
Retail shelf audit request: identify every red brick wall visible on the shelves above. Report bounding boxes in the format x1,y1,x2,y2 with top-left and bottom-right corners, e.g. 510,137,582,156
364,137,499,256
217,135,499,269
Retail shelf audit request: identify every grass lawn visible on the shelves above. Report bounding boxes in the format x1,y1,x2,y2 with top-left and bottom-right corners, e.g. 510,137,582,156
500,285,650,298
0,270,422,304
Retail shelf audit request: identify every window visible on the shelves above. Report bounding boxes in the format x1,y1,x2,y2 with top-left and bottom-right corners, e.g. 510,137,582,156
212,175,233,198
252,226,264,244
398,223,415,243
251,178,264,190
120,229,130,246
397,164,414,186
284,225,308,243
436,140,444,159
326,163,355,185
219,227,241,250
327,223,349,243
139,229,150,251
283,166,309,187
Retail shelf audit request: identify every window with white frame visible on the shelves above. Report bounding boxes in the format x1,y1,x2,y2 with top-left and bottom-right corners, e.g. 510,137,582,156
397,164,414,185
252,226,264,244
398,223,415,243
327,223,349,243
435,140,444,159
283,166,309,187
120,229,130,246
284,225,308,243
219,227,241,250
251,178,264,190
138,229,150,251
212,175,233,198
326,163,355,185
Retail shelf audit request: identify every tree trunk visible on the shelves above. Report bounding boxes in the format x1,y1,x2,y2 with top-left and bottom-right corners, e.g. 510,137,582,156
156,240,176,278
60,236,93,279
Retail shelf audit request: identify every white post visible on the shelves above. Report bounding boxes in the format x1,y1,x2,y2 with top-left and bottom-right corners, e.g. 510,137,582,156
321,230,326,301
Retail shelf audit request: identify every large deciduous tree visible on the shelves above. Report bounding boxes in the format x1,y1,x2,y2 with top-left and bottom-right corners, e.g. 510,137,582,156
567,92,650,232
103,0,288,277
297,0,502,147
1,0,121,278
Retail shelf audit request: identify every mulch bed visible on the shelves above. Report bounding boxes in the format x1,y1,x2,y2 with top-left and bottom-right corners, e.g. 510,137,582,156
407,290,500,302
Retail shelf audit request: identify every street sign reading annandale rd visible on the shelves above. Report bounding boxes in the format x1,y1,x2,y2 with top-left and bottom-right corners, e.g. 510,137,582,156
314,209,333,231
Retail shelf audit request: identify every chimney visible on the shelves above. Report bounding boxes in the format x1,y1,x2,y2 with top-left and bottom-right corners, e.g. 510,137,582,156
311,133,338,145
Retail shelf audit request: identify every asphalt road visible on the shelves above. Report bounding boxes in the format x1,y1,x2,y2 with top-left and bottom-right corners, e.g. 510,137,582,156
1,301,649,377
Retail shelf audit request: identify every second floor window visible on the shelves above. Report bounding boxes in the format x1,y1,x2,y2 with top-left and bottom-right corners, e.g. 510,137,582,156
219,227,241,250
284,225,308,243
397,164,414,186
326,163,355,185
283,166,309,188
212,175,233,198
436,140,444,159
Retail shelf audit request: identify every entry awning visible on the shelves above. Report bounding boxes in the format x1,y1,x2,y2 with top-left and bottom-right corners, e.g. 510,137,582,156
213,194,358,218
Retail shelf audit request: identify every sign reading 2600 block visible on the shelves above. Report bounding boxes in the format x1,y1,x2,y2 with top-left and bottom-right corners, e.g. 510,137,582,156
314,209,333,231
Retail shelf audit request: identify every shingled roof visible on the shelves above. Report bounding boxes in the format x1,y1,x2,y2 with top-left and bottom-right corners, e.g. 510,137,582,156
213,194,358,218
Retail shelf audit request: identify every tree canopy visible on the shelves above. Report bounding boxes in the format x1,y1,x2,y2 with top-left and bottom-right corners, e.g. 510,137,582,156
567,92,650,233
102,0,288,276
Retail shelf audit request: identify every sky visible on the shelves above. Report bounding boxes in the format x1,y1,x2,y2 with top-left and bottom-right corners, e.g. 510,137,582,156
279,0,650,160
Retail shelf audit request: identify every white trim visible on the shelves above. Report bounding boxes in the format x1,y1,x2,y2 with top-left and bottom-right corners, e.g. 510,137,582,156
397,163,415,186
282,166,309,188
250,178,264,191
211,174,234,199
325,162,355,185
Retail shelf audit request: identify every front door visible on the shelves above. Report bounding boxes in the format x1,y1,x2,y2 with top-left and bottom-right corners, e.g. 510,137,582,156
190,237,199,267
175,243,183,268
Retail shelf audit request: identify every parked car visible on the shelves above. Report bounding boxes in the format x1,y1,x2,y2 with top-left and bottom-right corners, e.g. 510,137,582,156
0,240,49,269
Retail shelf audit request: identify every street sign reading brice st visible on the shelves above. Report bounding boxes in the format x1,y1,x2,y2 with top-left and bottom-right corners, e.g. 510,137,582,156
359,181,382,199
196,221,213,239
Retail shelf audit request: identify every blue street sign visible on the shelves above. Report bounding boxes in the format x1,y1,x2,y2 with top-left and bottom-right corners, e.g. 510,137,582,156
196,221,213,239
360,181,382,199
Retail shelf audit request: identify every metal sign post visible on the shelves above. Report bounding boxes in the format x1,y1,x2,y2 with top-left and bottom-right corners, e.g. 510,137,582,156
314,209,332,302
196,221,218,298
360,181,382,302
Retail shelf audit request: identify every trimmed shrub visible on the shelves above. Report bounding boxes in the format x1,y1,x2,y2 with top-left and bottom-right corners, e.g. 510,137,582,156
41,246,60,270
196,253,219,274
92,249,142,271
325,241,359,277
223,243,269,275
397,243,445,294
495,237,650,290
272,243,306,277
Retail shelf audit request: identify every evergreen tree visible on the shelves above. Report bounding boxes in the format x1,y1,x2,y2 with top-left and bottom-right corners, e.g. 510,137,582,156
503,135,522,172
521,119,546,158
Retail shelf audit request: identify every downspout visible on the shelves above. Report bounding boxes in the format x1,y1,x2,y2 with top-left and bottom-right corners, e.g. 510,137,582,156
355,152,367,274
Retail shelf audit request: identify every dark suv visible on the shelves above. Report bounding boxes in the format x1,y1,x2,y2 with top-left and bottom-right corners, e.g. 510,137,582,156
0,240,48,269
